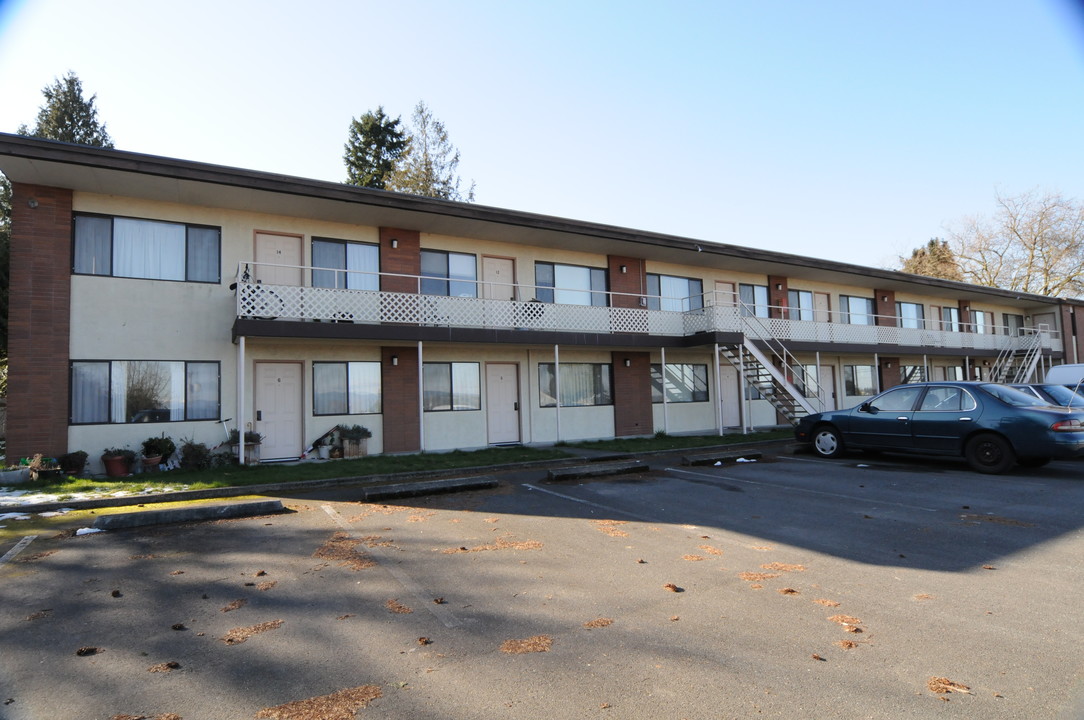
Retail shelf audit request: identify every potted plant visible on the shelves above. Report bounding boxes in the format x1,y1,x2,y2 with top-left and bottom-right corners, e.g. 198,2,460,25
337,424,371,458
0,464,30,485
312,436,331,460
141,434,176,471
228,429,264,465
58,450,89,477
101,447,136,477
26,454,62,482
179,438,212,471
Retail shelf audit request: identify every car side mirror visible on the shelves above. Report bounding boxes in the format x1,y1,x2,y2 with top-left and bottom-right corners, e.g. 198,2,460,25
859,402,873,413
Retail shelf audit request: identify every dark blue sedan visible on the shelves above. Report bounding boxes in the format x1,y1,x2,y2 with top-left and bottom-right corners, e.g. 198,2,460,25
794,382,1084,474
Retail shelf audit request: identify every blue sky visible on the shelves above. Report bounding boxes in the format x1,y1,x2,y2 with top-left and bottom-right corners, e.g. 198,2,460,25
1,0,1082,270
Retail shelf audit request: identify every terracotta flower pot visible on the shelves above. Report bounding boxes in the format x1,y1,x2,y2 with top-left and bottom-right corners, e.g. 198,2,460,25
101,454,132,478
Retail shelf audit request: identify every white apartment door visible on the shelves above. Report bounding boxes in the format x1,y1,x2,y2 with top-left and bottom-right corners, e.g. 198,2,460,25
255,362,303,460
817,364,836,411
712,281,736,307
254,233,302,285
486,363,521,444
718,364,741,427
482,257,516,301
814,293,831,323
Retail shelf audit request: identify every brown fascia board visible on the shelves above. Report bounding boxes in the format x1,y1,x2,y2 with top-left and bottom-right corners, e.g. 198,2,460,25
0,133,1071,308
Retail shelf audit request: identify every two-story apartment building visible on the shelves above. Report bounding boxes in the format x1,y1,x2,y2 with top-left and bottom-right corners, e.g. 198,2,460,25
3,133,1083,474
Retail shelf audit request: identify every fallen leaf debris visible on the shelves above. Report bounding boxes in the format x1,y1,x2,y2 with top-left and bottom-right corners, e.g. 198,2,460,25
221,620,284,645
254,684,383,720
501,635,553,654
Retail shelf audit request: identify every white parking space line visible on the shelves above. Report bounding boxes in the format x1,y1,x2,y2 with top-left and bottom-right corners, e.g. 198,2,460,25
523,484,657,522
0,535,38,567
321,505,464,629
664,468,941,512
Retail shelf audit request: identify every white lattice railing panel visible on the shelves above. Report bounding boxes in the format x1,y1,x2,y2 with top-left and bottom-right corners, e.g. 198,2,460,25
236,279,1053,355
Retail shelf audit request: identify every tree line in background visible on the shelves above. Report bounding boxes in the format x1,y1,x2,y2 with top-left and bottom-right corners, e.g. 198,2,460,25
1,71,1082,395
901,191,1084,299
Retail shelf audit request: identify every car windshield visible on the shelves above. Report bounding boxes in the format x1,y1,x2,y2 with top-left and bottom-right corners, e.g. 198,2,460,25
979,383,1055,407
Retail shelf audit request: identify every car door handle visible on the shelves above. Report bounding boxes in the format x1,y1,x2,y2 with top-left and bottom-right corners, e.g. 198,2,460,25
897,416,909,421
959,417,972,422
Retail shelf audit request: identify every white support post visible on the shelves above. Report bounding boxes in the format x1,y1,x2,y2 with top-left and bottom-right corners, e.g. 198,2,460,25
661,347,669,435
874,352,881,393
713,344,722,436
417,341,424,451
554,345,561,443
236,336,246,465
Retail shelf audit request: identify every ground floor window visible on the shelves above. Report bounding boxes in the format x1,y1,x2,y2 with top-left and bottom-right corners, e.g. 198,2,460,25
71,360,220,424
651,364,708,403
539,363,613,407
843,365,877,396
313,362,381,415
423,362,481,411
792,364,819,398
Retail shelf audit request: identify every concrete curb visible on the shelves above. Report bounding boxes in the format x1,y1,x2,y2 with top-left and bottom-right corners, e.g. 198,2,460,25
92,500,286,530
682,450,764,466
548,460,646,481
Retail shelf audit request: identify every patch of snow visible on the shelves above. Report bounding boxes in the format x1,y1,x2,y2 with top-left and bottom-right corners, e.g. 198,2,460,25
0,513,31,521
75,528,103,536
736,458,757,463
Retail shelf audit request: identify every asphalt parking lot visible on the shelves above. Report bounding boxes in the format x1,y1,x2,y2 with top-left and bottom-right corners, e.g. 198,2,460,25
2,448,1083,719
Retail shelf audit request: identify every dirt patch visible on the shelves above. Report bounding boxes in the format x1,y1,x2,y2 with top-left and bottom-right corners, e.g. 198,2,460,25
778,588,800,595
828,614,862,625
914,593,934,601
836,640,858,650
814,598,841,607
348,503,413,522
738,572,780,582
682,555,704,562
440,535,543,554
221,619,284,645
408,511,436,522
699,545,723,556
501,635,553,654
147,661,180,673
958,514,1034,527
313,533,376,571
583,618,614,629
257,581,277,592
255,684,383,720
927,677,971,695
385,599,413,614
221,598,247,613
110,714,181,720
761,562,805,572
25,609,51,621
14,550,58,563
593,520,630,538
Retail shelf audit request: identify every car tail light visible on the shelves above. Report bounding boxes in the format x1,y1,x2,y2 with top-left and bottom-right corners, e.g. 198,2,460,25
1052,419,1084,432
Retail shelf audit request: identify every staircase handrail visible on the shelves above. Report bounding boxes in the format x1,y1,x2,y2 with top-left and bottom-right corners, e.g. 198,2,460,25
735,301,822,413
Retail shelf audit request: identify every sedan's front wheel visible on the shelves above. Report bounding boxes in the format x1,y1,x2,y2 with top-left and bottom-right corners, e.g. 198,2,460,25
965,433,1016,474
812,426,846,459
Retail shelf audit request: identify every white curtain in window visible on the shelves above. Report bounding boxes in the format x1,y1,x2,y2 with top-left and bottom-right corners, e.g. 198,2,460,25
659,276,688,312
110,362,128,423
451,363,480,410
73,216,112,275
187,363,219,419
314,363,349,415
72,362,110,423
114,219,185,281
187,227,220,282
347,244,379,291
167,362,185,420
554,265,591,306
347,362,381,413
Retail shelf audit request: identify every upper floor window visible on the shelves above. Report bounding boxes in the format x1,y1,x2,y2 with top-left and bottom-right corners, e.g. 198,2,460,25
841,295,875,325
421,250,477,297
535,262,607,306
941,307,961,332
71,360,220,424
313,361,381,415
787,290,814,321
972,310,993,334
312,238,378,290
896,301,925,329
1003,313,1025,336
73,214,220,283
647,275,703,312
738,284,769,318
651,363,709,403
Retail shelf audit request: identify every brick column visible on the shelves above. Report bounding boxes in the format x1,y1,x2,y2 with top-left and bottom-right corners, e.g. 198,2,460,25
7,184,73,461
768,275,788,319
874,289,896,327
607,255,645,309
381,347,420,453
612,351,652,437
379,228,420,293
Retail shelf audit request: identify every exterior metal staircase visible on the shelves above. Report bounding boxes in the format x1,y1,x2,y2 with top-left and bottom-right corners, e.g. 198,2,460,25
718,308,819,425
990,329,1043,384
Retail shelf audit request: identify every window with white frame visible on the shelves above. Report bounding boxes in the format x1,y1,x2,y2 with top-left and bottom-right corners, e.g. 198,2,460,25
312,238,379,290
787,290,814,321
74,214,221,283
423,362,481,411
70,360,219,424
901,365,927,383
843,365,877,396
792,364,819,398
312,362,381,415
841,296,875,325
421,250,477,297
538,363,613,407
896,301,925,329
738,283,769,317
972,310,993,334
646,275,703,312
650,364,708,403
1003,313,1025,336
535,262,608,306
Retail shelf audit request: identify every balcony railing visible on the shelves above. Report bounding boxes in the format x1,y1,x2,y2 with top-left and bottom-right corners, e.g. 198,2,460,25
234,262,1055,352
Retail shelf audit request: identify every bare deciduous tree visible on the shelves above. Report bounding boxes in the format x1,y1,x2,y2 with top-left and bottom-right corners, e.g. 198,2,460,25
948,189,1084,297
